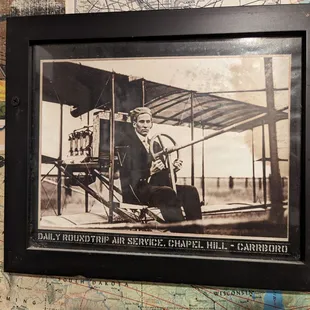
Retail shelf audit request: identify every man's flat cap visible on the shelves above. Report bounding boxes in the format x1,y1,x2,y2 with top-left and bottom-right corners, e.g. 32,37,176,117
129,107,152,121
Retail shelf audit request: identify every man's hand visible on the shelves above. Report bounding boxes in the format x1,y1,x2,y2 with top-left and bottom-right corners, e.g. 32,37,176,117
150,159,165,176
173,159,183,172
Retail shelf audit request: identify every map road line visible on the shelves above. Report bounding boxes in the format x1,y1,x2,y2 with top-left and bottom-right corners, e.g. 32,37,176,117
73,281,167,309
78,288,93,310
192,286,227,309
119,283,190,309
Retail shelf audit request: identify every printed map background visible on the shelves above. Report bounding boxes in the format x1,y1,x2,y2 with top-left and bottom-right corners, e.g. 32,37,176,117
1,0,310,309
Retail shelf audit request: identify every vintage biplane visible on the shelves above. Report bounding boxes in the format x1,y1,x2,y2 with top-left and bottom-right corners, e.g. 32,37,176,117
39,59,289,237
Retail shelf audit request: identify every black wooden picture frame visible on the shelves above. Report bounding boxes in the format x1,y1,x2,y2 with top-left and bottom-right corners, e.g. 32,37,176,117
4,4,310,291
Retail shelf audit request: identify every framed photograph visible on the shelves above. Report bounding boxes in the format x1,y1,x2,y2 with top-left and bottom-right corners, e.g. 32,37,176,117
4,4,310,290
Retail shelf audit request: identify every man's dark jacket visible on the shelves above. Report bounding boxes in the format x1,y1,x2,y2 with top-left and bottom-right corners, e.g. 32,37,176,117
119,129,172,204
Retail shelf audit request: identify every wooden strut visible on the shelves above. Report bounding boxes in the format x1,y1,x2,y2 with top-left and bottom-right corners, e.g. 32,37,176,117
108,72,116,223
202,128,206,203
154,112,268,158
262,120,267,206
264,57,284,216
167,153,177,192
54,164,164,224
85,112,90,213
94,170,165,223
251,128,256,203
151,112,272,195
55,163,137,223
57,101,63,216
42,178,84,195
93,169,122,195
94,169,164,223
190,92,195,186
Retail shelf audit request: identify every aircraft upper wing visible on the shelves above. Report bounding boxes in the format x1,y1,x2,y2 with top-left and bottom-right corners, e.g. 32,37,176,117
41,61,288,132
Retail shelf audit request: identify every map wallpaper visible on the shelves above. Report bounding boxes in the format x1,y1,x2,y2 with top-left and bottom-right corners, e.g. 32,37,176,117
1,0,310,309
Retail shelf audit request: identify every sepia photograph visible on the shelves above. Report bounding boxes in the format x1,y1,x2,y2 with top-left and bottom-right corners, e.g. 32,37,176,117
38,55,290,241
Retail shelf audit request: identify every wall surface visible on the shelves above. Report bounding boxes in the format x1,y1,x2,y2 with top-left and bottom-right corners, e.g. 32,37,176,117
1,0,310,309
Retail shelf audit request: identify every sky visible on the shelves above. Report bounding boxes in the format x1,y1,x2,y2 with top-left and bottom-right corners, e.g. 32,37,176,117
41,55,291,177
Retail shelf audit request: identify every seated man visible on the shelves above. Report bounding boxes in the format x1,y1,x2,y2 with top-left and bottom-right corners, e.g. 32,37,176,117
120,107,203,233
